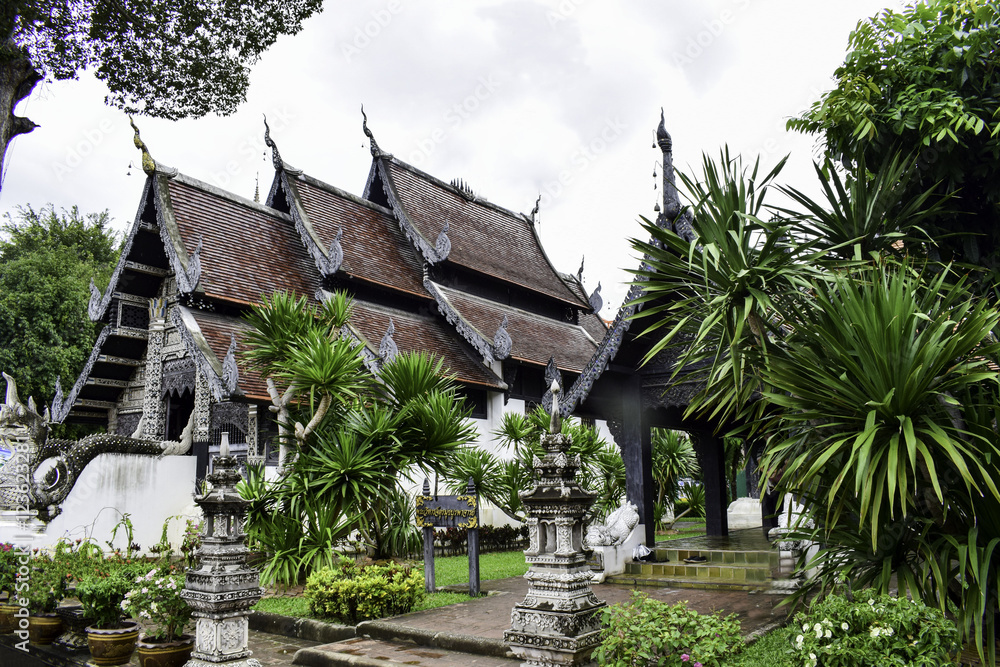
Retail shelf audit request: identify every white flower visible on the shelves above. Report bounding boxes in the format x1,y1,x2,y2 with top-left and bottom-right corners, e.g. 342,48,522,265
803,623,810,632
841,622,849,631
809,653,816,660
870,627,881,638
868,599,875,606
141,587,148,593
796,635,804,647
814,623,823,639
824,629,832,638
885,627,893,636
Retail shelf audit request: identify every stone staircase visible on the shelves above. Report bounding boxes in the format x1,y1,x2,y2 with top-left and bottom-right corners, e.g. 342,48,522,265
605,529,782,592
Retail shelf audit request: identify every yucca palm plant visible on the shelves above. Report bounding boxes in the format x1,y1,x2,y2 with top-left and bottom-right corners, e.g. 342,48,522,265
650,429,699,529
632,148,821,426
238,291,476,584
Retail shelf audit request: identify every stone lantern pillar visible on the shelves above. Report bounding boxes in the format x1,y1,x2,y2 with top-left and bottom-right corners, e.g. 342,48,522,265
505,382,606,666
182,433,263,667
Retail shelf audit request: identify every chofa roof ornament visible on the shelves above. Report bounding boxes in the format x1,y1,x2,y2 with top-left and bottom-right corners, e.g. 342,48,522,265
129,116,157,176
588,282,603,314
434,221,452,261
361,104,383,157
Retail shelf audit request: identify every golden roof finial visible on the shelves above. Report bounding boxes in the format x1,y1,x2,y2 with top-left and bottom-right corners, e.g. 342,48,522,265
129,116,156,176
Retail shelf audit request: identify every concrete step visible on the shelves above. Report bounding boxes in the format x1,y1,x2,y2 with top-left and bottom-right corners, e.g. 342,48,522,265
651,546,779,568
606,571,772,592
293,637,520,667
626,560,773,583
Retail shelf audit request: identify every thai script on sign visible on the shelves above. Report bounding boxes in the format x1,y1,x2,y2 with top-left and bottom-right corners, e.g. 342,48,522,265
415,493,478,529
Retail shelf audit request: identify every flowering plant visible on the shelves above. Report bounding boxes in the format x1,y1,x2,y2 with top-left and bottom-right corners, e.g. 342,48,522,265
788,589,958,666
24,553,70,614
0,542,17,599
121,567,192,641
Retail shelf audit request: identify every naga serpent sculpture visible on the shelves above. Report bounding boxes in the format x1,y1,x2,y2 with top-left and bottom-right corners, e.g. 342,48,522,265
0,372,190,522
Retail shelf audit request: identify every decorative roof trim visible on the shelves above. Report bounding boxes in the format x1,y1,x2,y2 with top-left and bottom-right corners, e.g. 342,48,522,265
424,278,498,365
280,171,343,276
153,175,202,294
88,178,157,321
375,158,451,265
171,306,237,402
561,280,645,417
50,326,113,423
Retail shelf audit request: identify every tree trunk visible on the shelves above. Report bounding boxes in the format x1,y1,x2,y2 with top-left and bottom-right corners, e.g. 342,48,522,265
0,41,42,190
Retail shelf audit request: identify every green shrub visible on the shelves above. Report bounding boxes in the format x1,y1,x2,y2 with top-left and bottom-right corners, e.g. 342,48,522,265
788,590,959,666
595,590,741,666
304,558,424,624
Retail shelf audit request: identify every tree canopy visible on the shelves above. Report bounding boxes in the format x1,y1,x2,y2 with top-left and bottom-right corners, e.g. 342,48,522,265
0,204,119,409
0,0,324,186
787,0,1000,278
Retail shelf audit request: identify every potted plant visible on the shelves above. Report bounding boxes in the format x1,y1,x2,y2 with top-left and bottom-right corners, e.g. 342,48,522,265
122,566,194,667
24,553,70,644
77,565,141,666
0,542,20,633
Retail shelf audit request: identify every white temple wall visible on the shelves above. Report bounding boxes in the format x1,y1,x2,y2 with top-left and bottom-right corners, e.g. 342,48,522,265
28,454,199,552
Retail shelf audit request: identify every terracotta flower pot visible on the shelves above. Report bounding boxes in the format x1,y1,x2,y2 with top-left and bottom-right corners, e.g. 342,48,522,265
27,613,64,644
86,620,139,666
0,602,18,634
136,634,195,667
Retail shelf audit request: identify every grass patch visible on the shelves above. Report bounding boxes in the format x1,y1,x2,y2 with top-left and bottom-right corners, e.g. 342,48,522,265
655,521,706,542
727,627,794,667
254,596,313,618
431,549,528,586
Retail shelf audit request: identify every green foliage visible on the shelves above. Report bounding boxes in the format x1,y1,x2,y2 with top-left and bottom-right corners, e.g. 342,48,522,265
651,429,699,528
787,0,1000,278
429,545,529,584
595,591,741,666
0,543,17,597
0,205,119,412
787,590,958,667
446,407,617,523
239,291,476,585
727,629,795,667
4,0,323,121
121,567,191,640
303,559,425,624
24,554,69,614
77,567,134,629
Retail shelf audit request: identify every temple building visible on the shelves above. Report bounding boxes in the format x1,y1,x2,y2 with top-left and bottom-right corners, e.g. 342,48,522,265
49,117,608,486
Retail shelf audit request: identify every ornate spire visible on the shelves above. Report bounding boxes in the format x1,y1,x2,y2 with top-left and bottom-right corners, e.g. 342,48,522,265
361,104,382,157
263,114,284,171
129,116,156,175
657,108,681,223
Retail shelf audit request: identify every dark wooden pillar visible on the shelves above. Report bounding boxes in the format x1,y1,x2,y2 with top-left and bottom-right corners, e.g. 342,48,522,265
619,376,655,545
693,432,728,537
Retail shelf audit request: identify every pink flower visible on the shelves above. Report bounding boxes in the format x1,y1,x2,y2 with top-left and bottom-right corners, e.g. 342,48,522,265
694,663,702,667
681,655,689,662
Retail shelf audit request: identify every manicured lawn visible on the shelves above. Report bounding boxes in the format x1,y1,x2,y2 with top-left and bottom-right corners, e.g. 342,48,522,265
253,550,530,619
655,519,706,542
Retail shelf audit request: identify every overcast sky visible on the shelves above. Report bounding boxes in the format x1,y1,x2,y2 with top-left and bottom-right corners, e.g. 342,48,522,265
0,0,901,315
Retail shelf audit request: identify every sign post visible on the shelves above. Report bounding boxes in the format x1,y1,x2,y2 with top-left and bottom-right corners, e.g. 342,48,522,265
415,477,480,596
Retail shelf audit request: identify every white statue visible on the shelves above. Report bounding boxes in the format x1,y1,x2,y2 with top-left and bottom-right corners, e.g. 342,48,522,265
585,499,639,547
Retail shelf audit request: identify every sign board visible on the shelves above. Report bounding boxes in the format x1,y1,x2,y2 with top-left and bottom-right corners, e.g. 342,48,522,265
415,493,478,529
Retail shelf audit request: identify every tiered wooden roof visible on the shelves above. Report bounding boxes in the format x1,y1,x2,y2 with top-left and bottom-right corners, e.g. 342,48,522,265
53,120,607,425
